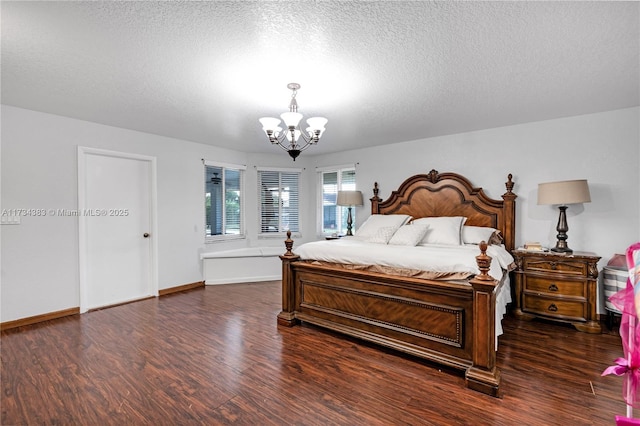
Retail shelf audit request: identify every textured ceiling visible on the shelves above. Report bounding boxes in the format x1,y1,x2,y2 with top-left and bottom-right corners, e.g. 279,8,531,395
2,1,638,156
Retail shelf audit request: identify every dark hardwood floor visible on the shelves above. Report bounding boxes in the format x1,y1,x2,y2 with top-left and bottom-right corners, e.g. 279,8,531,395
0,281,630,425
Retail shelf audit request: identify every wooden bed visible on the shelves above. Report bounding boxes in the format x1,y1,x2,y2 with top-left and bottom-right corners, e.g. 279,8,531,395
277,169,517,396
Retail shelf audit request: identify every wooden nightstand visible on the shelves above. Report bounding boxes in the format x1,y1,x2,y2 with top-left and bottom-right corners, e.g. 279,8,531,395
512,249,601,333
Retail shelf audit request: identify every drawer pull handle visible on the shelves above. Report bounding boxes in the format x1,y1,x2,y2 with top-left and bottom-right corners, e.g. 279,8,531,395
548,303,558,312
548,284,559,292
550,262,557,270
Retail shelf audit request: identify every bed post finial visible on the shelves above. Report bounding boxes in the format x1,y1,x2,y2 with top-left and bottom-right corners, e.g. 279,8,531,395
474,241,494,281
371,182,382,214
505,173,514,194
283,230,295,257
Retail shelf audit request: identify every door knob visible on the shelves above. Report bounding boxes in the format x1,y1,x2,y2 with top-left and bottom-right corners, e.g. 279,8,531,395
143,233,150,238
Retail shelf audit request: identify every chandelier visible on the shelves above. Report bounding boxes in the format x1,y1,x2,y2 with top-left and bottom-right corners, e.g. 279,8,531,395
259,83,328,161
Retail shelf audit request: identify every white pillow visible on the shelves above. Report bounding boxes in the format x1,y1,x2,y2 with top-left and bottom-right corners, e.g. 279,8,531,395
412,216,467,245
355,214,412,238
388,224,430,246
366,226,397,244
462,226,498,245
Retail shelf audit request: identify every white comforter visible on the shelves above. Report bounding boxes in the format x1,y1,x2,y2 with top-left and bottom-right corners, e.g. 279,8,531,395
295,237,514,281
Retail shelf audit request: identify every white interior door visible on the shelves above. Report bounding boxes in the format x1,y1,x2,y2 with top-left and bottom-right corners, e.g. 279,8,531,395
78,147,157,312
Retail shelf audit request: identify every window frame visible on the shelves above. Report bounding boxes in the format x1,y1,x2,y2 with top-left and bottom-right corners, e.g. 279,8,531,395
204,160,246,243
316,164,358,237
257,166,302,239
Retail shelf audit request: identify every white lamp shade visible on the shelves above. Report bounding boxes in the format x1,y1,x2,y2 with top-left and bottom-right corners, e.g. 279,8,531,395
307,117,328,130
280,112,303,128
538,179,591,205
337,190,364,206
259,117,281,131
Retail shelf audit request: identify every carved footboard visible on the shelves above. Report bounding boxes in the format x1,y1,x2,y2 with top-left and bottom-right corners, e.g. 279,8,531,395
278,235,502,397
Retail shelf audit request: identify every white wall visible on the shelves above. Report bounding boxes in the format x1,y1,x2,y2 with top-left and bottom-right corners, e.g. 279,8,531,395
0,105,314,322
311,107,640,311
2,105,638,322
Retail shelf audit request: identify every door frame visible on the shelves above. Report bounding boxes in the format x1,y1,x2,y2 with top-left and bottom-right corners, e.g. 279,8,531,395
77,146,159,313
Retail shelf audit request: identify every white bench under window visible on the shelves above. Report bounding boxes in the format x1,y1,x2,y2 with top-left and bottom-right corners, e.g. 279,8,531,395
200,247,283,285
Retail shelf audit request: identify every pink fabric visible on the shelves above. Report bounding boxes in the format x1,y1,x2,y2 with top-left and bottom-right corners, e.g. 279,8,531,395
616,415,640,425
603,243,640,409
629,243,640,319
609,253,629,267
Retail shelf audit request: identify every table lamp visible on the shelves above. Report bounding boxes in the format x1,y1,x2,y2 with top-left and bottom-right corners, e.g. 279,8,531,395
537,179,591,254
337,190,364,236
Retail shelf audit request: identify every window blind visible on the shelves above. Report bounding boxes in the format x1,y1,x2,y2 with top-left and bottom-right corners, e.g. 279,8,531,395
258,170,300,234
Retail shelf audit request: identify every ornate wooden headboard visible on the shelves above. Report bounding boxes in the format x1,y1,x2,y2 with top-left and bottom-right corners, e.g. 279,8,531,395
370,170,517,251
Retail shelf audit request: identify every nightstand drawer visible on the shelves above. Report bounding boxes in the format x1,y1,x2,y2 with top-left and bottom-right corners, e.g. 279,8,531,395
522,294,587,321
523,257,588,276
524,276,587,298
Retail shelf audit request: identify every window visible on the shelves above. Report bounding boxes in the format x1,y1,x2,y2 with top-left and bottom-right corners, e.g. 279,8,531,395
318,166,357,236
258,168,301,235
204,161,245,242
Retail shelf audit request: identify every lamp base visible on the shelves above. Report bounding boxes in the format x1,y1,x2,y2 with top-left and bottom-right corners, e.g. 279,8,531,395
552,205,572,254
345,207,354,236
551,246,573,254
